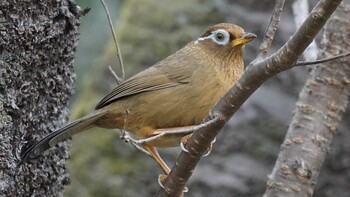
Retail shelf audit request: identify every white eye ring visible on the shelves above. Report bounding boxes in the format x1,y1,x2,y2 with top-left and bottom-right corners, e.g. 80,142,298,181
195,29,230,46
211,29,230,45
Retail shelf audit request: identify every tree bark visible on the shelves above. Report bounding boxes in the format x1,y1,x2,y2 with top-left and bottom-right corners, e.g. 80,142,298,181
0,0,80,196
264,1,350,196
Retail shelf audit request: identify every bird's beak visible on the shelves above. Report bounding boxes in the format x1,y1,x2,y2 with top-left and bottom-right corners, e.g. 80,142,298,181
231,32,257,47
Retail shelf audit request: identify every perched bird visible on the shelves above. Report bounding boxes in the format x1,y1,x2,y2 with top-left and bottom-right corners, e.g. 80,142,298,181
21,23,256,175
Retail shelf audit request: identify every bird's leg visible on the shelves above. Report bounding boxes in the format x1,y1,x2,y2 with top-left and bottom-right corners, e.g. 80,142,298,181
124,124,217,156
141,144,189,193
123,118,218,145
129,140,151,156
129,137,173,190
152,126,197,135
124,125,197,145
142,144,170,174
150,117,219,143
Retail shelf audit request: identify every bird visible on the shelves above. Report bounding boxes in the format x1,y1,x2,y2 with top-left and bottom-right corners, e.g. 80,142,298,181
20,23,256,175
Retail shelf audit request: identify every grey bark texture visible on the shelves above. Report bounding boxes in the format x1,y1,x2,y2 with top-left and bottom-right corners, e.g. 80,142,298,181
264,1,350,196
0,0,80,196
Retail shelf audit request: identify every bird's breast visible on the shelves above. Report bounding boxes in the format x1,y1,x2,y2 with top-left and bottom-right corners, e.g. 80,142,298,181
136,69,232,129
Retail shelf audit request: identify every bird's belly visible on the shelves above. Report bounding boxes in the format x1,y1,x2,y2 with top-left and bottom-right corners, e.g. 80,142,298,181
132,83,227,129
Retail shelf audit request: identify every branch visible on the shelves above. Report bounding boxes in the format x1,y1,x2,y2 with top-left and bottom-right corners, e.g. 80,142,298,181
264,0,350,196
100,0,125,84
108,65,120,82
157,0,343,196
256,0,285,59
295,52,350,66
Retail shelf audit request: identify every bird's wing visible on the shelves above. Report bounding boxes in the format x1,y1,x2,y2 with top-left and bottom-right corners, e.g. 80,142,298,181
95,57,193,109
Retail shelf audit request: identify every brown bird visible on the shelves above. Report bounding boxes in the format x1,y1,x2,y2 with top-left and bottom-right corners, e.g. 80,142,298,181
21,23,256,175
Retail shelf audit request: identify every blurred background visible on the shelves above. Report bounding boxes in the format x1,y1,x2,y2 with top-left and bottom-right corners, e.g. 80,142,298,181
66,0,350,196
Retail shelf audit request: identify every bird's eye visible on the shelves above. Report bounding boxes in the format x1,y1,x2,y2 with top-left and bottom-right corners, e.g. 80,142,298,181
211,29,230,46
215,33,224,41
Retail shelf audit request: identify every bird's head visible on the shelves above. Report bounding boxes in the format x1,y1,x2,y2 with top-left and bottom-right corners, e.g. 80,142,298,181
194,23,256,60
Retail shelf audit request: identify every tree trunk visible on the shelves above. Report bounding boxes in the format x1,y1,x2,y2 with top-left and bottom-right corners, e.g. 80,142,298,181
264,1,350,196
0,0,80,196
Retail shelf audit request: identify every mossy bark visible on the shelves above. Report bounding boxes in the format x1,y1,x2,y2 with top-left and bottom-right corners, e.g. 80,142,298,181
0,0,80,196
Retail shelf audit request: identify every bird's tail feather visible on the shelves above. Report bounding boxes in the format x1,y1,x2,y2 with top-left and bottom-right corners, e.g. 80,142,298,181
20,111,105,162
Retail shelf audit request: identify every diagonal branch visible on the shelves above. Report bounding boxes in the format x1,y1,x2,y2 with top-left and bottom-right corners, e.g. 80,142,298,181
264,0,350,196
157,0,343,196
256,0,286,60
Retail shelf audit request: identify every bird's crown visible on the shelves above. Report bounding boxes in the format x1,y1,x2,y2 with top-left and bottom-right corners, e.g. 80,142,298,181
195,23,256,47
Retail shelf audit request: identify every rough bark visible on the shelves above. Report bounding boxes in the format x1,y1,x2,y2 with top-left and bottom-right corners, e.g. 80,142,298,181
264,1,350,196
0,0,80,196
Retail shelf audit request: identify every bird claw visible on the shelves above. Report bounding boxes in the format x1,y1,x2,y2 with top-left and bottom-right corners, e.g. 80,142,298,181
118,129,131,143
202,147,212,157
117,131,152,156
202,137,216,157
120,133,130,143
180,135,216,157
158,174,166,189
180,134,192,153
158,174,189,193
180,141,189,153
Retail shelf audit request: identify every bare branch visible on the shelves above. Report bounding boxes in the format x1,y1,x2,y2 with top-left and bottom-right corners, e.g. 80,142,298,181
108,65,120,82
264,1,350,195
157,0,343,196
256,0,286,59
100,0,125,84
295,52,350,66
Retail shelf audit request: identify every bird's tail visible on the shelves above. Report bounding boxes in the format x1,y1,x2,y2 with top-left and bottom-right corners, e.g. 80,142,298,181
20,111,106,162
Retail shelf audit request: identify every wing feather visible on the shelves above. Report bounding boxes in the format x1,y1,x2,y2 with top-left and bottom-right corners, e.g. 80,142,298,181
95,54,194,109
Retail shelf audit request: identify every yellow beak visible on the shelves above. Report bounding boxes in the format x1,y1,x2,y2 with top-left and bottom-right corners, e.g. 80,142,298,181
231,32,257,47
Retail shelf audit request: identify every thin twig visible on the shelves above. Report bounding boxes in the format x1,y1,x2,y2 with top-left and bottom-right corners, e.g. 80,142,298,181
295,52,350,66
256,0,286,60
100,0,125,84
108,66,120,82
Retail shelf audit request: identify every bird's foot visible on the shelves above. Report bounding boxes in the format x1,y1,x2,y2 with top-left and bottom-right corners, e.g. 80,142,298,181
158,174,188,193
180,135,216,157
119,130,130,143
202,137,216,157
180,134,192,153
